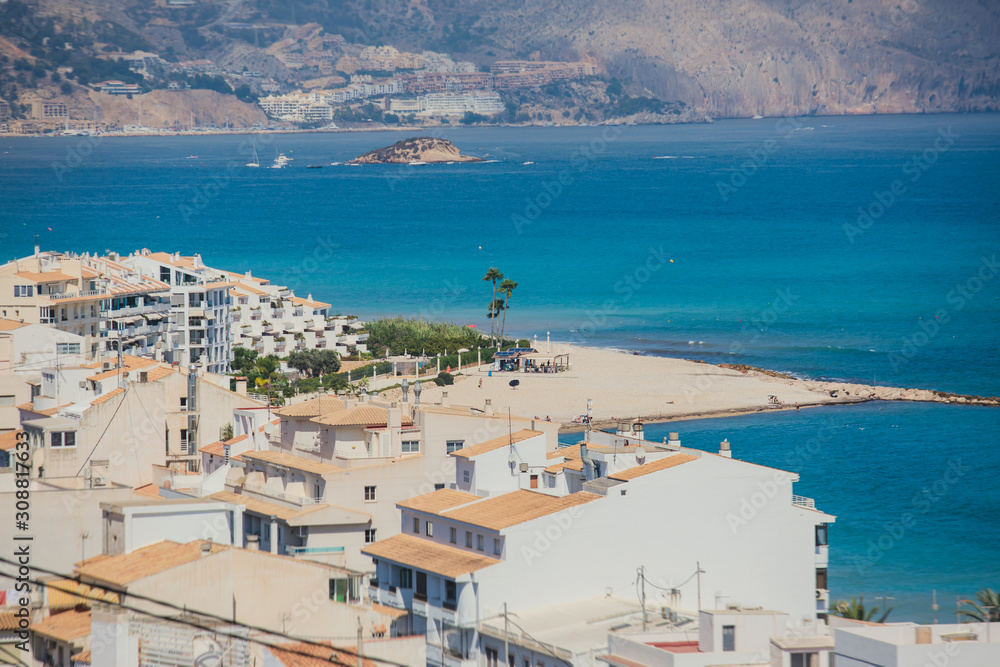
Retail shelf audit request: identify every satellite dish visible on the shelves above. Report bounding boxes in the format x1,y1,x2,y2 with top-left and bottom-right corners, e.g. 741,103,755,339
635,447,646,463
263,423,276,436
507,452,517,466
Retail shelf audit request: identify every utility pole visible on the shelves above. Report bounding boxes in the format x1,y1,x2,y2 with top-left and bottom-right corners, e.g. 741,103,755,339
503,603,509,666
356,616,363,667
639,566,647,632
696,561,702,611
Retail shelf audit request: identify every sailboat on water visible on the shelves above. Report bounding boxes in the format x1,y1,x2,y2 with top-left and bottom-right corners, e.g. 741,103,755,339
246,145,260,168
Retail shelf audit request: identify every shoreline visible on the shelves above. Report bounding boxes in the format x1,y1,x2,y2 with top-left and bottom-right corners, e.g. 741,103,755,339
406,342,998,433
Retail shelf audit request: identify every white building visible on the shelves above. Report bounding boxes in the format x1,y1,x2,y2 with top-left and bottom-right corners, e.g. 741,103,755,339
257,92,333,122
831,618,1000,667
363,431,833,665
389,90,504,116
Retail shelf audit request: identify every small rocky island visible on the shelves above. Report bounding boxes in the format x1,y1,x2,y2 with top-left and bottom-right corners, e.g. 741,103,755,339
350,137,482,164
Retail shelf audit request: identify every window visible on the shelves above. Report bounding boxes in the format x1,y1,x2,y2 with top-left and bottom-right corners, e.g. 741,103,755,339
180,429,189,454
465,531,472,548
329,576,360,603
463,470,471,484
449,527,457,544
56,343,80,355
413,517,420,534
160,267,171,283
816,523,828,547
364,485,376,501
180,397,188,411
434,483,445,490
0,395,15,408
816,567,828,590
365,529,376,544
445,580,456,602
13,285,34,297
425,521,433,537
486,648,499,666
401,440,420,453
493,538,502,556
49,431,76,448
477,535,484,552
446,440,464,453
791,654,817,667
399,567,413,589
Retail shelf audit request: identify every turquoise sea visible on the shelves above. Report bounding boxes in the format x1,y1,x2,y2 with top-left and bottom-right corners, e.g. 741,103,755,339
1,113,997,622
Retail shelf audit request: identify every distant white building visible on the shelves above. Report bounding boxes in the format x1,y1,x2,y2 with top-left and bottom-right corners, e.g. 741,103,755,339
388,90,503,116
257,92,333,122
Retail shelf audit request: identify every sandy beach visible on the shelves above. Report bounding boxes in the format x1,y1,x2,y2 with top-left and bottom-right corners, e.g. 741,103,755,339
377,343,998,430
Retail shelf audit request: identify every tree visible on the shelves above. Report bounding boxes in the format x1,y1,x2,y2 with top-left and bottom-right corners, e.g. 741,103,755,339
486,297,504,333
958,588,1000,622
482,267,503,343
498,278,517,342
831,597,892,623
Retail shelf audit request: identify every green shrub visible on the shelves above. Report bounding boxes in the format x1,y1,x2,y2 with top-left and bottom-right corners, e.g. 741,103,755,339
437,372,454,385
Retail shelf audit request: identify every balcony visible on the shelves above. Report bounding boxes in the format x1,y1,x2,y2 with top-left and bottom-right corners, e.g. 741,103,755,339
815,544,829,568
369,584,405,610
241,481,323,506
792,495,815,509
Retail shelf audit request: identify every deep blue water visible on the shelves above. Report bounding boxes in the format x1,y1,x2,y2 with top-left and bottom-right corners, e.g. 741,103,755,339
1,114,997,621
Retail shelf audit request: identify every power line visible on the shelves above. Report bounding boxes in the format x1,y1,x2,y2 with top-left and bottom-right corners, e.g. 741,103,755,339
0,558,409,667
0,568,361,667
73,384,129,477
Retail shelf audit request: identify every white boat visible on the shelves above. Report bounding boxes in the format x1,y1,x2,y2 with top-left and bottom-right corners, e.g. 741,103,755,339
246,145,260,168
330,161,341,166
270,151,290,169
752,115,764,120
408,160,427,166
522,161,535,165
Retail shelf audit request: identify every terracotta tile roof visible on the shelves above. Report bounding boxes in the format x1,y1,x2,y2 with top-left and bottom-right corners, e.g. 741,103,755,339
547,444,582,460
17,402,72,417
362,534,499,579
266,641,377,667
133,484,162,498
0,319,28,331
397,489,479,514
146,252,197,269
288,296,331,309
0,610,20,630
450,429,543,459
230,282,270,296
205,281,233,290
15,270,78,283
276,396,346,418
46,580,119,608
90,387,124,406
607,453,699,481
311,405,412,427
144,366,174,382
71,649,91,664
240,450,341,475
75,540,227,587
442,490,600,531
0,429,22,452
370,603,409,619
208,491,328,522
28,608,91,643
543,458,585,474
199,434,247,456
85,355,159,381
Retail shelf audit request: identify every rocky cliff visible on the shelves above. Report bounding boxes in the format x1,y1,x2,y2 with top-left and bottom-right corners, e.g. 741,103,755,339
351,137,481,163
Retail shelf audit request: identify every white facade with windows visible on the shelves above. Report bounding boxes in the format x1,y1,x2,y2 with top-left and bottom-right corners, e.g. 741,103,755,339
364,433,834,665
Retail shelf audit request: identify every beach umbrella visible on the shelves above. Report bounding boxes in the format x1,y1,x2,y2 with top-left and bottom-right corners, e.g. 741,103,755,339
509,379,520,389
458,347,469,369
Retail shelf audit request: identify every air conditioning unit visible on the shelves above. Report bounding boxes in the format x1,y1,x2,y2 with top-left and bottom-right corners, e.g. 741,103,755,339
102,360,114,371
79,380,88,389
92,476,107,487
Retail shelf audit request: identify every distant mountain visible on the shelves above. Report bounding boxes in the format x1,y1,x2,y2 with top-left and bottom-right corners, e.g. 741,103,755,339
7,0,1000,120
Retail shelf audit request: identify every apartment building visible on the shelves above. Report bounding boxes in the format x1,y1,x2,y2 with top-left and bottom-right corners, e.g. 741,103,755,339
206,397,558,571
257,92,333,122
0,248,171,361
363,431,833,665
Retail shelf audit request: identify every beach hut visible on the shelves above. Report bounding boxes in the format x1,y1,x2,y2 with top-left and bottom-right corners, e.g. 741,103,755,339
519,351,570,373
491,347,535,372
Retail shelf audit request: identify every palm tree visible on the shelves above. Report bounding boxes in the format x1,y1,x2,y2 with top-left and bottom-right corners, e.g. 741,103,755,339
958,588,1000,622
482,267,503,343
487,297,504,335
498,278,518,343
831,596,892,623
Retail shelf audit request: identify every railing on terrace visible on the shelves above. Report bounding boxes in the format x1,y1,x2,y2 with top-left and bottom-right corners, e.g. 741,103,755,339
792,495,816,509
49,289,105,300
285,545,344,555
241,481,322,505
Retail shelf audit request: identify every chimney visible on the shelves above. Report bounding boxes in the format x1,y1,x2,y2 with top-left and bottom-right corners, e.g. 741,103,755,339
668,432,681,448
235,377,247,396
484,398,494,416
719,439,732,458
441,391,449,408
246,534,260,551
387,406,402,458
915,627,932,645
91,603,139,666
580,443,596,482
200,539,213,556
